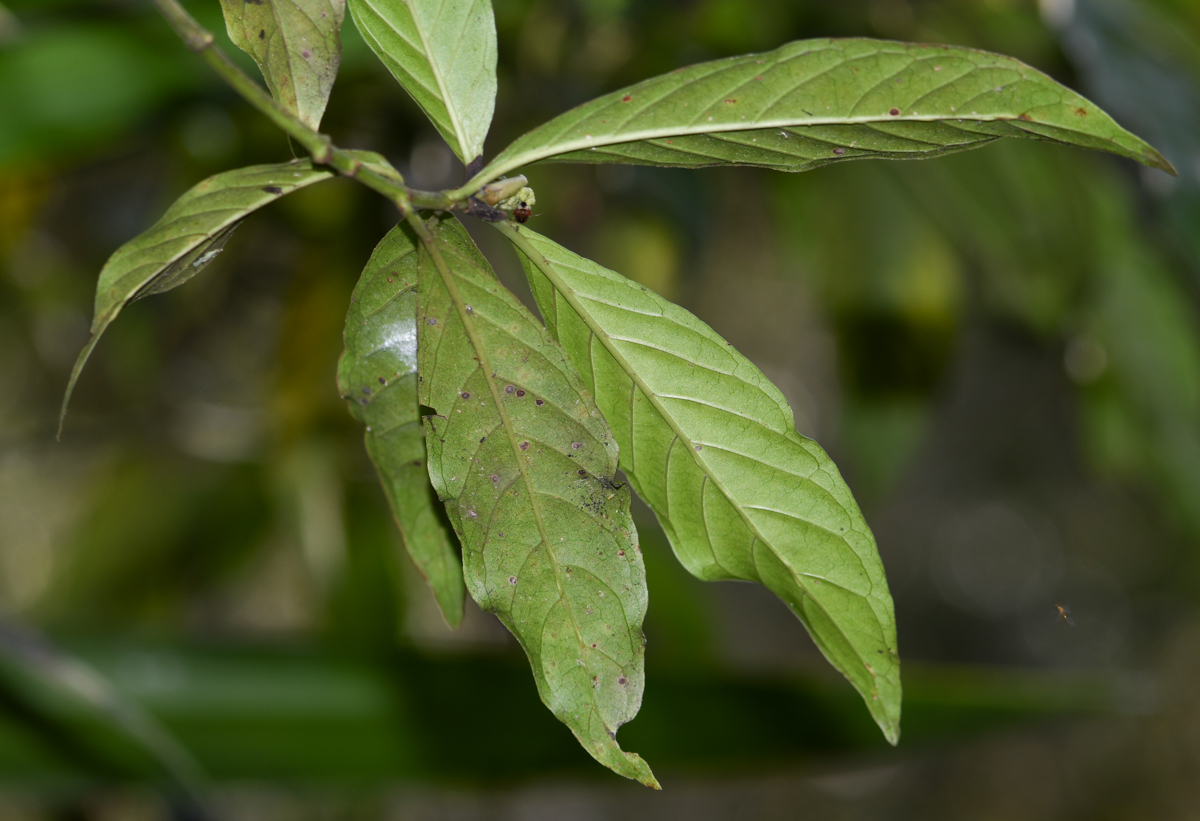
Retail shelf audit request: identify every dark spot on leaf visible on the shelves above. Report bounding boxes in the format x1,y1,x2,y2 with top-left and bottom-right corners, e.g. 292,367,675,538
724,98,737,104
608,731,616,739
479,437,485,443
377,377,386,385
505,385,515,393
617,676,627,686
361,387,371,395
516,390,525,397
1074,107,1088,116
571,442,581,450
465,305,473,313
578,470,587,477
258,29,266,39
461,391,470,399
694,445,702,451
621,95,632,102
535,399,545,406
302,49,311,59
428,318,437,325
519,441,529,451
1018,113,1033,121
509,576,517,584
262,186,283,194
490,474,499,483
412,460,422,466
591,643,597,648
833,147,846,156
889,108,900,116
618,550,625,557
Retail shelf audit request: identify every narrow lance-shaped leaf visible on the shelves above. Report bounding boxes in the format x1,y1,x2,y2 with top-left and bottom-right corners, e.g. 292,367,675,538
501,223,901,744
416,217,658,787
338,223,465,627
60,160,337,435
219,0,347,130
348,0,497,163
471,37,1174,185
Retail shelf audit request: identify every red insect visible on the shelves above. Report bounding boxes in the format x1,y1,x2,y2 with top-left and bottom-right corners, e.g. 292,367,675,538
513,201,532,224
1056,604,1075,627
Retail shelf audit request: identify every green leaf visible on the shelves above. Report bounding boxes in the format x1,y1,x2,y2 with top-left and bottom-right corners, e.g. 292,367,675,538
60,160,334,436
338,223,465,627
219,0,347,130
416,217,657,787
473,37,1174,184
347,0,497,163
501,223,902,745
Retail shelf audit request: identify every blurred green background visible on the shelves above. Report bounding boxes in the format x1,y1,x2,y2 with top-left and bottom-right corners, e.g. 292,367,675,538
3,0,1200,817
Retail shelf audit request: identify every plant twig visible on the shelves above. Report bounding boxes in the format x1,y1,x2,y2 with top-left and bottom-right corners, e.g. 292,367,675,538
149,0,470,216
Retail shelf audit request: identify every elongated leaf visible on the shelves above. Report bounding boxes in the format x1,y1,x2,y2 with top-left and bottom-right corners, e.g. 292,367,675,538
348,0,496,163
473,37,1173,184
501,224,901,744
60,160,335,434
416,217,657,787
220,0,346,130
338,223,465,627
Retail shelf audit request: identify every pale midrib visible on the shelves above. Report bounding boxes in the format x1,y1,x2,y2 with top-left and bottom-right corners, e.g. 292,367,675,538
506,225,880,686
479,112,1057,183
421,235,604,718
405,0,470,159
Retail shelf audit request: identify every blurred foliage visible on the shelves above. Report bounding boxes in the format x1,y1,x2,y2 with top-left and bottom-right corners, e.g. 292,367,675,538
2,0,1200,817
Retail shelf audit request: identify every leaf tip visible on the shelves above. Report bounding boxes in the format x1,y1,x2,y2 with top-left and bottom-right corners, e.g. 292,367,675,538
58,333,101,441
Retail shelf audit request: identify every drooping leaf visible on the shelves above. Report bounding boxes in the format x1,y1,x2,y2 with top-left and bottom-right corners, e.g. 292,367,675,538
501,223,901,744
60,160,334,435
416,217,657,787
471,37,1174,185
338,223,465,627
347,0,496,164
219,0,347,130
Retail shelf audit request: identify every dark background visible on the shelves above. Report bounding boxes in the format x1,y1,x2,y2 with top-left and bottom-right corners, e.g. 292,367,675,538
2,0,1200,817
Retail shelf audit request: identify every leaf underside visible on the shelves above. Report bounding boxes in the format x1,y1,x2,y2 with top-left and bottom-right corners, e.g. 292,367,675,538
416,217,658,788
219,0,347,130
338,223,465,627
61,160,335,434
348,0,497,163
476,37,1174,183
503,224,901,744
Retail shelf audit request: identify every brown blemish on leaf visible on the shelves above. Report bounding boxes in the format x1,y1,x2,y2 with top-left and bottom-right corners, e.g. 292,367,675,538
519,441,529,451
1075,107,1088,116
833,147,846,156
621,95,632,102
1018,113,1033,121
724,98,737,104
258,29,266,39
262,186,283,194
889,108,900,116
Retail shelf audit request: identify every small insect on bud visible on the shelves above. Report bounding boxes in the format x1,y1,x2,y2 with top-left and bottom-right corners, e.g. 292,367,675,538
499,186,536,224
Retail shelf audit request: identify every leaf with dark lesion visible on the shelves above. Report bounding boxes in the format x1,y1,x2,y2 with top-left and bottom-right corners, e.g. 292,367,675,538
416,216,657,787
219,0,347,130
338,222,465,627
61,160,337,435
473,37,1174,185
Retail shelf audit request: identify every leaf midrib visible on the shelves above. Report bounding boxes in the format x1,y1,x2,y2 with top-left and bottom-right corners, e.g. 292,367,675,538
404,0,469,159
483,112,1053,181
422,234,603,711
505,224,882,690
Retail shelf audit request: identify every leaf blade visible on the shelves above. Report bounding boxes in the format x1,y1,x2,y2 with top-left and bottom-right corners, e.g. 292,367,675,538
338,223,465,627
348,0,497,163
502,223,901,744
60,160,335,435
219,0,347,130
476,37,1173,183
416,217,657,787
